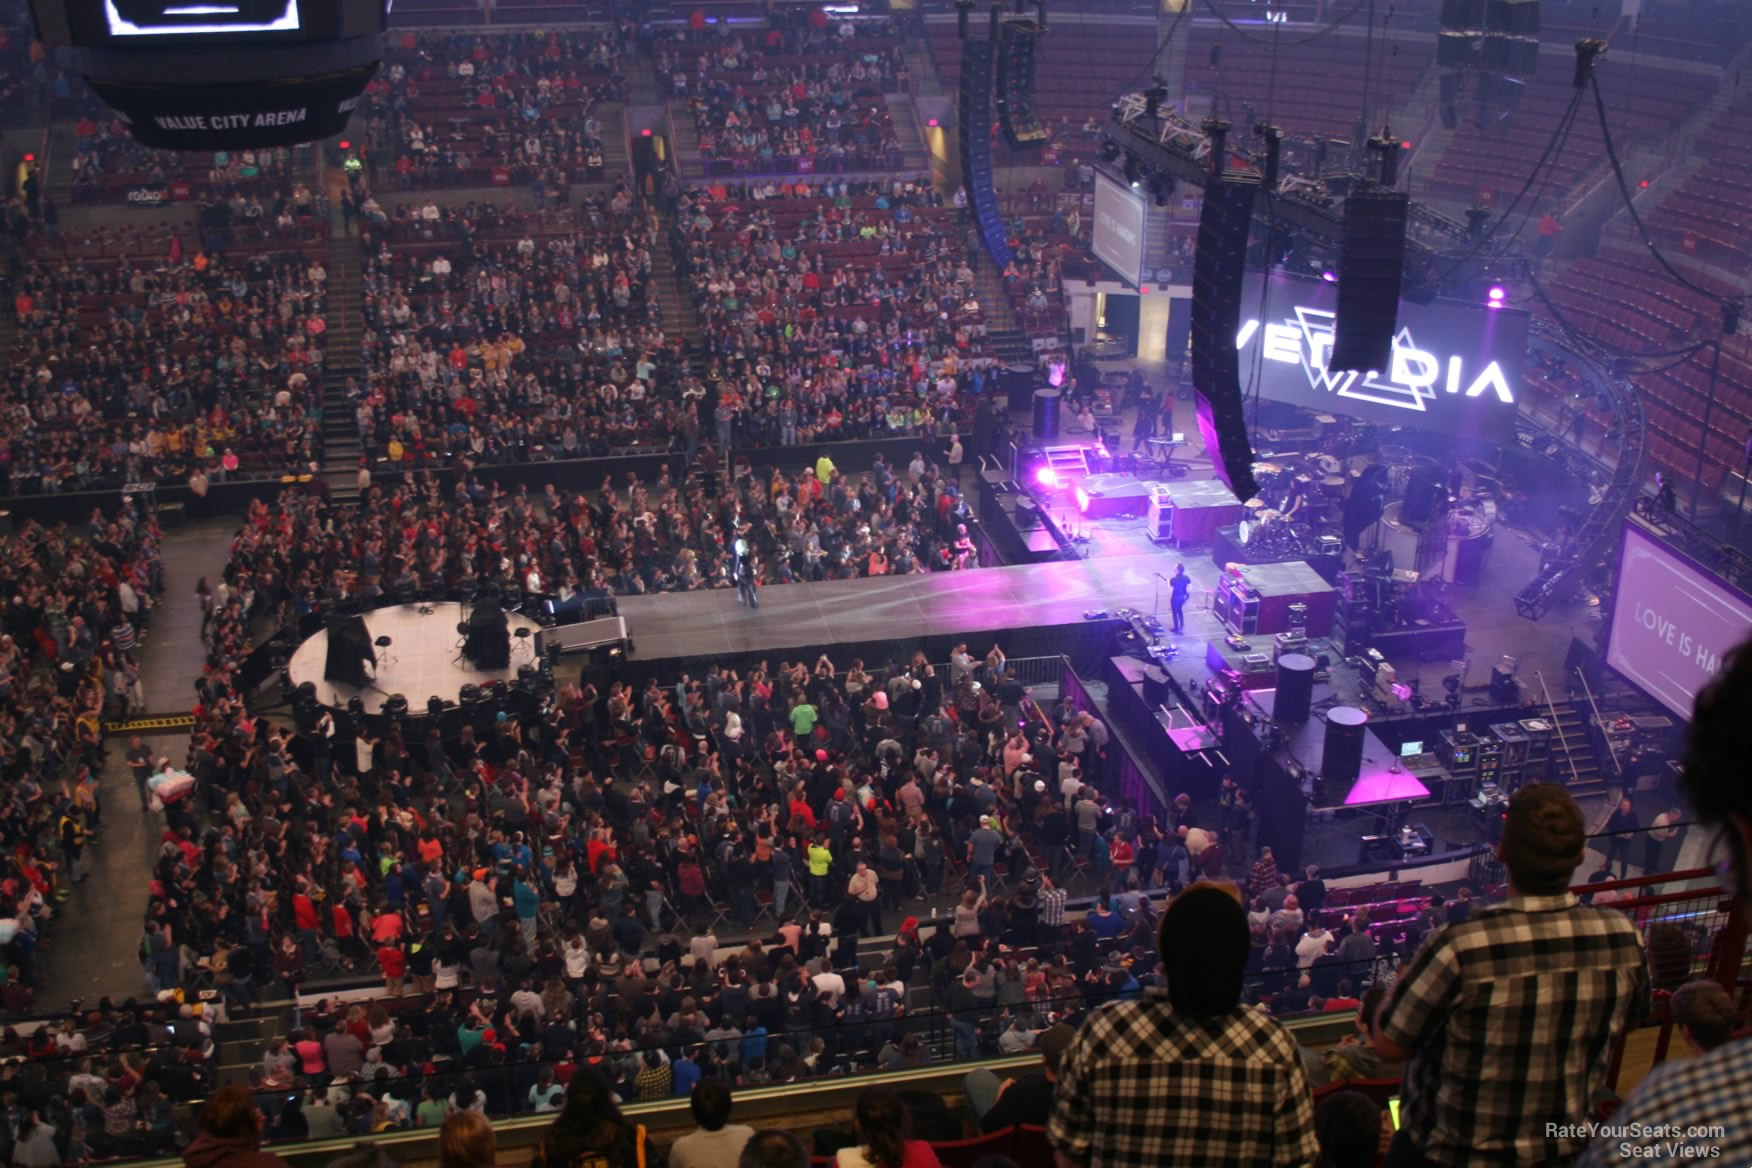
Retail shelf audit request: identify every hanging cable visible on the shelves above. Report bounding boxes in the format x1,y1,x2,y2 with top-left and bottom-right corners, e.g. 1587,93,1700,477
1589,70,1736,307
1115,0,1190,101
1426,85,1584,284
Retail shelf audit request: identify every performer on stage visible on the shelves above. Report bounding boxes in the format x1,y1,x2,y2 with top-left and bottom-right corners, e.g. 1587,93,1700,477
734,538,760,609
1169,564,1191,634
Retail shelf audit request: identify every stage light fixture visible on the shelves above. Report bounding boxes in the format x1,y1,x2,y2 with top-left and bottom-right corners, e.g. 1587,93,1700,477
1035,466,1059,488
1487,285,1506,307
1074,486,1091,513
428,696,446,717
1321,269,1338,283
346,696,365,716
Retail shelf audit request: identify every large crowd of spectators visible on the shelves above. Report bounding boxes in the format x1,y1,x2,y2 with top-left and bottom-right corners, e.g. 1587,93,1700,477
64,113,310,207
3,250,329,493
222,439,976,629
0,502,164,1019
677,178,996,445
354,185,674,466
361,30,626,192
80,627,1133,1154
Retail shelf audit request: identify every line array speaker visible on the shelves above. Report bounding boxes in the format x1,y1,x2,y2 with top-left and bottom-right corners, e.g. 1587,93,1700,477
1190,175,1262,503
958,38,1012,267
1330,188,1410,376
995,17,1048,149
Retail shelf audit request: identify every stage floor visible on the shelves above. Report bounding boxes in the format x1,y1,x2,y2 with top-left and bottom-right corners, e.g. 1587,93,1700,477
616,551,1212,661
288,602,537,713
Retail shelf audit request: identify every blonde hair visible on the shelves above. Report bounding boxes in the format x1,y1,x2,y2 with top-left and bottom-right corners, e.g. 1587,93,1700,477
439,1110,497,1168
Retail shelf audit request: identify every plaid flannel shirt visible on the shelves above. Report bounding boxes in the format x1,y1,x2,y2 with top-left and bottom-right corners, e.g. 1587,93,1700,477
1049,988,1319,1166
1379,893,1648,1166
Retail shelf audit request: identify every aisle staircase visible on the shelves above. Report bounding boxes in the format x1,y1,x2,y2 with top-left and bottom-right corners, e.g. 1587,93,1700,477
885,93,932,178
319,197,367,503
650,215,698,335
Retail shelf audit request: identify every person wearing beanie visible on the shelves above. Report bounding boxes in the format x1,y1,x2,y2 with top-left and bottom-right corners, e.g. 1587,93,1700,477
1049,882,1318,1165
1378,782,1647,1167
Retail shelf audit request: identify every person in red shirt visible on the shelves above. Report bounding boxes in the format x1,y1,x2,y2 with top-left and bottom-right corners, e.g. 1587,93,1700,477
377,941,406,997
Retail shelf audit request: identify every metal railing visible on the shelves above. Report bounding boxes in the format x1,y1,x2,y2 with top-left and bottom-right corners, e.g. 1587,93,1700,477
1535,670,1582,786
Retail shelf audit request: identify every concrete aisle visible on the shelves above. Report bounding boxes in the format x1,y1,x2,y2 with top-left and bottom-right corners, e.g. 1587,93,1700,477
32,517,240,1006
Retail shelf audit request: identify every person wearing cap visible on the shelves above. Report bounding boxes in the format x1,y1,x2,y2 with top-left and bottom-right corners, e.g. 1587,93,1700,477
965,1022,1076,1134
1378,783,1647,1167
466,869,498,943
1049,882,1319,1165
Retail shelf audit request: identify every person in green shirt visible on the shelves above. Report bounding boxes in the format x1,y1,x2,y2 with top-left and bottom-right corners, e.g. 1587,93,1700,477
815,453,836,484
414,1084,448,1128
790,700,819,740
807,837,833,906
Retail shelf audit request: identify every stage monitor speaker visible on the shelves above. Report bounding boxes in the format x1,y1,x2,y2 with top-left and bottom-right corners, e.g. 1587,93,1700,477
1322,705,1369,788
1141,665,1171,710
1330,189,1411,375
1033,388,1062,440
1275,653,1316,723
995,17,1048,148
959,38,1013,267
1190,175,1262,502
1486,0,1540,35
1436,30,1481,69
322,614,376,688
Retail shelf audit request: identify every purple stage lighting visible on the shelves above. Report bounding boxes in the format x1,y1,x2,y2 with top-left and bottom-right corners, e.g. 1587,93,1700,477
1487,285,1506,306
1035,466,1059,488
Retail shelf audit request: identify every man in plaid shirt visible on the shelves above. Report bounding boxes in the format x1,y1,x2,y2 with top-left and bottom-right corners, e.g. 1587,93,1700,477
1578,641,1752,1167
1376,782,1647,1166
1049,882,1319,1166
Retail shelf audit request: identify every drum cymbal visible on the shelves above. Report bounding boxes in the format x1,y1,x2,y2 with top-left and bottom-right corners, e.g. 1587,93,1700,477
1245,497,1267,510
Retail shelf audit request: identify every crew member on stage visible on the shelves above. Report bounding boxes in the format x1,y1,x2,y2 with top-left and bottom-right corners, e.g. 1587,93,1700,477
1169,564,1191,634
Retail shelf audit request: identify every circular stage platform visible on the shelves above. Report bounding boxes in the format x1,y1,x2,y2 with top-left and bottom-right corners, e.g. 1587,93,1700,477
286,601,539,715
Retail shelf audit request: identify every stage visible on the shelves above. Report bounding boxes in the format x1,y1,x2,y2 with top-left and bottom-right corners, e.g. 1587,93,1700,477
615,551,1201,664
287,602,537,713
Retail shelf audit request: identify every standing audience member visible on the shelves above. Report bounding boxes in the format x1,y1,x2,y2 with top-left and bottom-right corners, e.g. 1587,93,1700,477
1581,639,1752,1166
1049,882,1319,1165
1377,783,1648,1167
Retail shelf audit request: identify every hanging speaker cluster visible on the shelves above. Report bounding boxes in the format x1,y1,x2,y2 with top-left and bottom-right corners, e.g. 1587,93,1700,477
1330,188,1411,376
958,37,1012,267
1190,175,1262,503
1437,0,1538,136
996,18,1048,149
